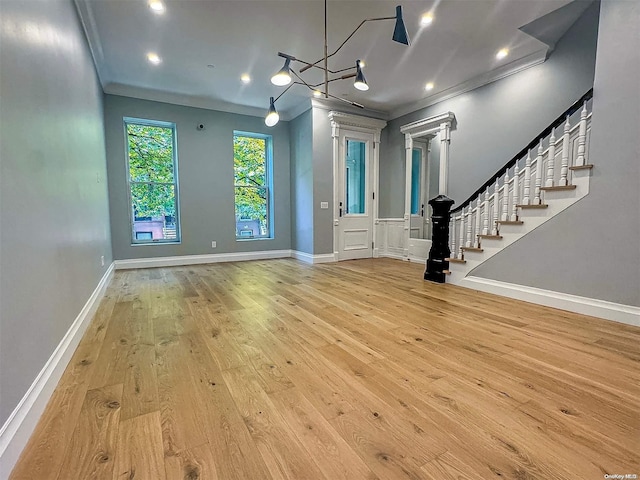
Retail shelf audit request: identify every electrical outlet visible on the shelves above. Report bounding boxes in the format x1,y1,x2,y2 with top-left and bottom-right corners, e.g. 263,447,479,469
211,241,217,248
100,255,105,266
320,201,329,209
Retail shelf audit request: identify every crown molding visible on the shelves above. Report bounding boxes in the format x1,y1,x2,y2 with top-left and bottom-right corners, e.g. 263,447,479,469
73,0,110,86
103,83,271,119
389,49,548,120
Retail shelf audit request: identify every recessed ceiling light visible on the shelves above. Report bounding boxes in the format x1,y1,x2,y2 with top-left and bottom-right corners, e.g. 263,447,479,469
421,13,434,26
313,90,322,98
148,0,165,14
496,48,509,60
425,82,434,91
147,52,162,65
240,74,251,84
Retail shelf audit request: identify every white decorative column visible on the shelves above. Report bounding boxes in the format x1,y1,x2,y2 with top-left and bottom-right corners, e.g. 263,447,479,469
546,128,556,187
575,101,588,166
533,140,544,205
439,122,451,196
559,116,571,186
403,134,414,258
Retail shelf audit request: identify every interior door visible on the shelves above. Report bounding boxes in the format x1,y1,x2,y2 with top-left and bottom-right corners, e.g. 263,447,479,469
409,145,429,238
338,132,373,260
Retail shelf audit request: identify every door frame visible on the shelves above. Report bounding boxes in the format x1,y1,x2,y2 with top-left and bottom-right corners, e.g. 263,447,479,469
400,111,456,259
329,111,387,261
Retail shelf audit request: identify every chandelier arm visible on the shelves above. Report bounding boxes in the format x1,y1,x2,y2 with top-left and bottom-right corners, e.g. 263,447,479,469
310,73,356,88
299,16,395,74
273,81,304,103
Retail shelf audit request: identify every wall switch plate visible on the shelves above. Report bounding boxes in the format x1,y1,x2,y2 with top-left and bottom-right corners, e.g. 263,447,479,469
320,201,329,209
211,241,217,248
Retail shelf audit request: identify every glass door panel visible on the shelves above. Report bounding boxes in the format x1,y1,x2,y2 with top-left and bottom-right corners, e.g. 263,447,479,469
345,139,366,215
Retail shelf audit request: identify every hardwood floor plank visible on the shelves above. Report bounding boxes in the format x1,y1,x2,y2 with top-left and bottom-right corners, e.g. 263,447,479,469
56,384,123,480
112,411,165,480
268,387,378,480
222,366,327,479
164,442,219,480
11,258,640,480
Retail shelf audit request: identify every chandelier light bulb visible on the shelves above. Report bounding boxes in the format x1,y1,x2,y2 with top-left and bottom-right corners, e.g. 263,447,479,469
271,58,292,86
354,59,369,91
265,97,280,127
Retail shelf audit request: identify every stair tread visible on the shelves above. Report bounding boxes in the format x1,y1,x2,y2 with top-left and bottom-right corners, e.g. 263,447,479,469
518,204,548,209
445,258,466,264
461,247,483,252
478,234,503,239
540,185,576,191
497,220,524,225
569,164,594,170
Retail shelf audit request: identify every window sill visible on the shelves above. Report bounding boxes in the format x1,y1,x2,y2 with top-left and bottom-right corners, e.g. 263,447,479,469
131,241,182,246
236,237,273,242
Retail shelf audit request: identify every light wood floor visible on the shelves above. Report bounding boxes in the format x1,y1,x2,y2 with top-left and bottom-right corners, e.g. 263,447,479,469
10,258,640,480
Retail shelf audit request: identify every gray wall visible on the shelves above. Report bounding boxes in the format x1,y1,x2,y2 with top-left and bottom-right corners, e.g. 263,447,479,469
289,110,314,254
380,1,600,216
311,107,335,255
473,0,640,307
104,95,291,260
0,0,112,425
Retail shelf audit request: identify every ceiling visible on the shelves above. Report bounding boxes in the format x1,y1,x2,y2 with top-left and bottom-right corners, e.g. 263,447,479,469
76,0,585,120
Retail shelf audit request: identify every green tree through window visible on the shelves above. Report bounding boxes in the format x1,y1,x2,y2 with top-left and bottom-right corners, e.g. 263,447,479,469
125,119,180,243
234,133,272,238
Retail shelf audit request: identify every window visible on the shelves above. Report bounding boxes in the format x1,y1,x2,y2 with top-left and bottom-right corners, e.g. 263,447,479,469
125,118,180,244
233,132,273,239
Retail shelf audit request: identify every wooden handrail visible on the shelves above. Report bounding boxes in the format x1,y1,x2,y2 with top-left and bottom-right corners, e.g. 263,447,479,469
451,88,593,214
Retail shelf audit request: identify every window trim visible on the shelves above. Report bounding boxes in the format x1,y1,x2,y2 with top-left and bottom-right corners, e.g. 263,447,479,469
233,131,274,240
124,117,181,245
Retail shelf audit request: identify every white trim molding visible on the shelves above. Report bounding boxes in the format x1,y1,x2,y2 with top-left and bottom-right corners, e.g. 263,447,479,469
329,111,387,264
291,251,337,264
114,249,292,269
390,49,547,119
458,276,640,327
0,263,115,478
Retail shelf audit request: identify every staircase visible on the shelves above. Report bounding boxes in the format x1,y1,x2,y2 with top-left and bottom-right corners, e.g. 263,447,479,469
445,90,594,285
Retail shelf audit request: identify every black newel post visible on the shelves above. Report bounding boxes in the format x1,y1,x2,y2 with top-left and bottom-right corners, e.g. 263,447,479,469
424,195,455,283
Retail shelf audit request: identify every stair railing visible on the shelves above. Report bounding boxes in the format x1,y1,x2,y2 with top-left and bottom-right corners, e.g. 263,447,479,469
449,89,593,260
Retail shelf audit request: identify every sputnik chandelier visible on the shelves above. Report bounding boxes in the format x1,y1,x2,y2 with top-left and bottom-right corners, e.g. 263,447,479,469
264,2,411,126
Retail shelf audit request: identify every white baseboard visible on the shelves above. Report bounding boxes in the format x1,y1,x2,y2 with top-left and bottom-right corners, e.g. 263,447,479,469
0,263,115,479
292,250,336,264
114,249,292,269
458,276,640,327
378,252,405,260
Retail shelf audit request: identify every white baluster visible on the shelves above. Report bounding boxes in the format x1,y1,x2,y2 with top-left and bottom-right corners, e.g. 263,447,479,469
482,189,490,235
501,172,510,221
511,163,520,221
465,207,472,247
546,128,556,187
533,140,543,205
522,150,532,205
559,116,570,186
492,183,500,235
459,208,465,257
474,200,481,247
450,217,456,259
575,101,588,166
